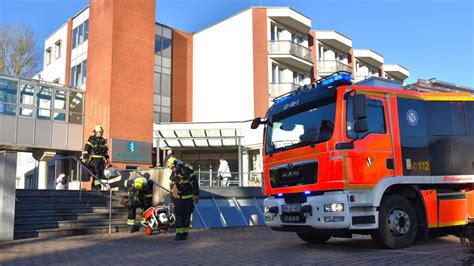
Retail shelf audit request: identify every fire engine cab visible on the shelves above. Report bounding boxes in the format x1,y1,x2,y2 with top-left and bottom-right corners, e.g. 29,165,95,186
251,72,474,249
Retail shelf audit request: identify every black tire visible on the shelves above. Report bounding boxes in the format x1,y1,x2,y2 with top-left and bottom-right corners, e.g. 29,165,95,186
297,232,331,244
371,195,418,249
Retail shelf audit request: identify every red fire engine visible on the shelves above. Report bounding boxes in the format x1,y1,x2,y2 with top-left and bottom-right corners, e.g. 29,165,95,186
252,72,474,249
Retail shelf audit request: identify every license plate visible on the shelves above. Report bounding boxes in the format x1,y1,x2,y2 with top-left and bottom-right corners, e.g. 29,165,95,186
282,204,301,213
281,214,305,223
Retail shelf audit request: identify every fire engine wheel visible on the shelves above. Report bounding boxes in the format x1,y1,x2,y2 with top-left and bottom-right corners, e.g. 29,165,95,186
371,195,417,249
296,232,331,244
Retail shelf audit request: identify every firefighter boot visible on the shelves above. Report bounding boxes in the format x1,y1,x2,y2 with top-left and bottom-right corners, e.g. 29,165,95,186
182,232,188,240
128,225,136,233
175,233,183,241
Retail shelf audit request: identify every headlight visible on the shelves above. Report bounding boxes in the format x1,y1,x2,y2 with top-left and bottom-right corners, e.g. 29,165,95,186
324,203,344,212
264,206,270,213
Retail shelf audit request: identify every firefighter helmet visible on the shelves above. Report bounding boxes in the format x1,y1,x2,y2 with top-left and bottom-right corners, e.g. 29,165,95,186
93,125,104,133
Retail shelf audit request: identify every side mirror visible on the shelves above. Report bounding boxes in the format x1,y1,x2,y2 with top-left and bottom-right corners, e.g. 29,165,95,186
353,94,368,120
251,117,265,129
354,120,368,134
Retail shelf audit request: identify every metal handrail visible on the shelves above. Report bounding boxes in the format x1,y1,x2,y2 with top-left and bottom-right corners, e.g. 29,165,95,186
55,156,113,234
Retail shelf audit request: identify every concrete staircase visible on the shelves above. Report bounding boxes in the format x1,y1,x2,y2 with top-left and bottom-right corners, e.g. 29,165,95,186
14,190,137,240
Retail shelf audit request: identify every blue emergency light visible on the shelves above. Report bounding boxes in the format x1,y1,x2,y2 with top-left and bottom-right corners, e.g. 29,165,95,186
272,72,352,104
304,191,311,195
277,193,283,197
316,72,352,89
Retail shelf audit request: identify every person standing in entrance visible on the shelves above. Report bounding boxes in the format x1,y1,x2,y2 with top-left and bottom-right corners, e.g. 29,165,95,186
81,125,110,190
218,157,231,187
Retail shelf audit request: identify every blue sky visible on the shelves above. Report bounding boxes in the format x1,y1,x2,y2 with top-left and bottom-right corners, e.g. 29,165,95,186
1,0,473,86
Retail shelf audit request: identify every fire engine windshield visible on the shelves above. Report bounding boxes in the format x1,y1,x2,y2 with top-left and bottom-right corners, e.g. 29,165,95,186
265,100,336,154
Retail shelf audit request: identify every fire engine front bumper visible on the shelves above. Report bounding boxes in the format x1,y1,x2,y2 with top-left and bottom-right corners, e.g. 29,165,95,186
264,191,352,231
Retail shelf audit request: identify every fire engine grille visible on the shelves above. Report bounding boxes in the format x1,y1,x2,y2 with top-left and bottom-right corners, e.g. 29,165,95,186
269,161,318,188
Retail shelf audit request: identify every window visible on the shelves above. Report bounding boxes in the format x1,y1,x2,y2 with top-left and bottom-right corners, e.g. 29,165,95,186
72,20,89,48
72,27,78,48
466,102,474,136
54,41,61,59
266,98,336,154
155,35,162,54
346,98,386,139
84,19,89,42
75,63,82,87
162,37,172,58
78,24,84,45
70,60,87,88
425,101,467,136
271,64,278,83
36,86,52,120
45,48,52,65
0,79,18,116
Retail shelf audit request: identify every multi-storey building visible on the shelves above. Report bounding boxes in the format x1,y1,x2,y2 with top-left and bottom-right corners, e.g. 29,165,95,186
18,2,410,188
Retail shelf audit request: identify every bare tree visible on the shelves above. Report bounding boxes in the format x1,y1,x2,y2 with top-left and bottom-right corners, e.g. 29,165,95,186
0,24,41,77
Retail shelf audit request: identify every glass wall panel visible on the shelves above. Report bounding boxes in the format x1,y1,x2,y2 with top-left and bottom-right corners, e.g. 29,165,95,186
215,199,246,227
194,200,224,228
54,90,66,110
236,199,265,225
20,84,34,105
69,91,83,114
161,74,171,96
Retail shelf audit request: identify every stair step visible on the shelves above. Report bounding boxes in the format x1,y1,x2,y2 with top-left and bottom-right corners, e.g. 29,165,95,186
15,211,133,223
15,206,128,216
16,196,119,203
14,224,129,240
15,201,125,209
15,219,127,231
16,189,126,197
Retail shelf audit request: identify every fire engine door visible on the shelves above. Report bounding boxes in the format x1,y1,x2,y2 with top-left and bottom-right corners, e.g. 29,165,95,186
343,94,395,187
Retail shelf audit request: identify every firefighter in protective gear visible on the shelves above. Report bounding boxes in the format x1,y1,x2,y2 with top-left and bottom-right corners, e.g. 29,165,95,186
170,160,199,240
124,173,153,233
165,150,177,169
82,125,111,190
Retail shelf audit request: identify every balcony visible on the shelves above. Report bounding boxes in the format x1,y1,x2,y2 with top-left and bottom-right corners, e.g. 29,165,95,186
314,31,352,53
353,49,384,68
317,60,352,76
384,64,410,81
269,83,300,98
268,41,313,71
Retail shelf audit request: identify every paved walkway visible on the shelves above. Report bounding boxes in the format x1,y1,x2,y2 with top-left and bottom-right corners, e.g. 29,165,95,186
0,227,471,265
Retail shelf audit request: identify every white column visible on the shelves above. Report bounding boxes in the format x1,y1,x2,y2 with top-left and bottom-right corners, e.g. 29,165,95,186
0,151,17,241
38,160,48,190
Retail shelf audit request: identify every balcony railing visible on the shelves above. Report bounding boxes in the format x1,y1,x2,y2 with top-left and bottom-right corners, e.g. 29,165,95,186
268,41,312,63
269,83,300,98
317,60,352,74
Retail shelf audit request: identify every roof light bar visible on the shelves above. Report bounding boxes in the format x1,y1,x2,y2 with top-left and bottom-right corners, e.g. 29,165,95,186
272,72,352,104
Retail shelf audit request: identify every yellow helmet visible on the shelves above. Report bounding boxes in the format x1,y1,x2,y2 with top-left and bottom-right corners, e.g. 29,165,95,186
132,178,145,190
93,125,104,133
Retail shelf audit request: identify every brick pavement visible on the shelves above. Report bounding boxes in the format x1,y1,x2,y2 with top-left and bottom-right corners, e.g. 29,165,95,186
0,227,471,265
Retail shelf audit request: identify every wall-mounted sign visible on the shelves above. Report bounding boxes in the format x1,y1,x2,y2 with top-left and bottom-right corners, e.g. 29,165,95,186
111,138,152,164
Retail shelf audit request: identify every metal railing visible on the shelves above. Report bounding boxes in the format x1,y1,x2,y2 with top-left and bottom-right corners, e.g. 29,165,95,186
196,171,262,187
317,60,352,74
268,41,312,62
56,156,113,235
269,83,300,98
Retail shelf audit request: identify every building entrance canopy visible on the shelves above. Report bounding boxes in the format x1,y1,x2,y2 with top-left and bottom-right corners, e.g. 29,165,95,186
154,127,243,148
